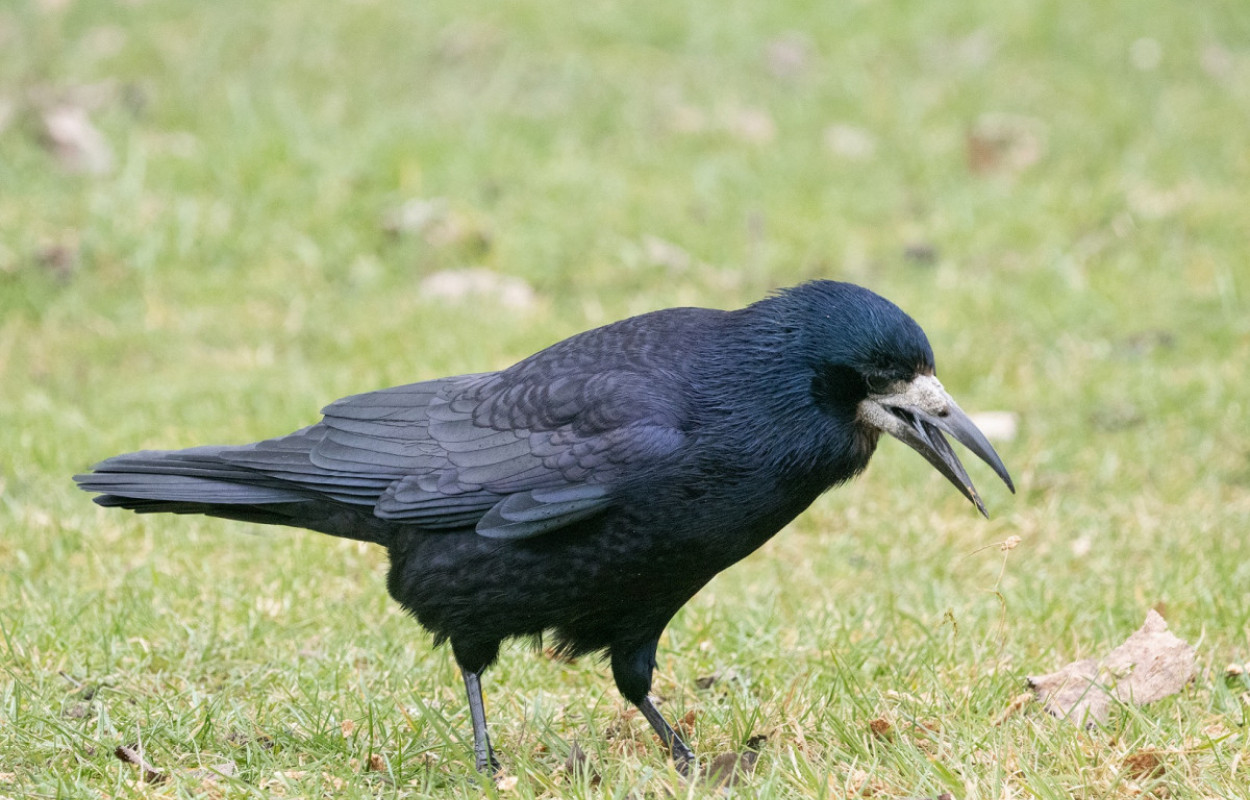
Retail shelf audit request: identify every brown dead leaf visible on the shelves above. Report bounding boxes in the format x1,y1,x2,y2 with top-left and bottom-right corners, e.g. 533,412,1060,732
903,241,939,265
382,197,489,251
495,773,519,791
765,33,811,79
114,744,165,784
641,235,692,271
40,104,114,174
1200,43,1235,81
563,742,600,785
694,674,718,690
869,717,893,740
1123,749,1165,779
1027,610,1196,726
675,709,697,739
188,762,236,784
366,753,385,772
994,692,1034,726
666,103,707,134
0,96,14,136
967,113,1045,176
703,750,758,788
383,197,447,235
419,268,537,310
823,123,876,161
968,411,1018,442
842,765,889,796
725,107,776,144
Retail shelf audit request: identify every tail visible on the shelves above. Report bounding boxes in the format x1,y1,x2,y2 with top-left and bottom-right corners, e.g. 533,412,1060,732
75,439,393,543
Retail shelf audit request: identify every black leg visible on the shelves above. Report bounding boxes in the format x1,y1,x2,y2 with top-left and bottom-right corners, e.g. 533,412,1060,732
638,695,695,775
462,668,501,774
611,638,695,775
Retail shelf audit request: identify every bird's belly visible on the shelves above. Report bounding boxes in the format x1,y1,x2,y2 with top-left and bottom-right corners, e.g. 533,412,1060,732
385,490,817,654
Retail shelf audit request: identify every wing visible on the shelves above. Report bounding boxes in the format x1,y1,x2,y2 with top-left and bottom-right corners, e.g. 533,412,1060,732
224,366,690,539
82,307,715,540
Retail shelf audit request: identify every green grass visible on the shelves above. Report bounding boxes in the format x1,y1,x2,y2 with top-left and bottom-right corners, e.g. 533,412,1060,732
3,0,1249,796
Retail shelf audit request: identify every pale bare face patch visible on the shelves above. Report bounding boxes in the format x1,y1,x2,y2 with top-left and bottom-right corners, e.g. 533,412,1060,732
857,374,951,433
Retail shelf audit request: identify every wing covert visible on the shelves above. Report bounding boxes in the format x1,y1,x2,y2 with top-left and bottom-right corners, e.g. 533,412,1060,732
265,365,691,537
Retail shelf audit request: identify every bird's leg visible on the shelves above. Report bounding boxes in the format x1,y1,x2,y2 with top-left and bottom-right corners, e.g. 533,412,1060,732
637,695,695,775
612,638,695,775
461,668,501,774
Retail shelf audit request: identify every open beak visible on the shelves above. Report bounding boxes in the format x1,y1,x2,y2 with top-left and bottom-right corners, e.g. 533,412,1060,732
860,375,1015,517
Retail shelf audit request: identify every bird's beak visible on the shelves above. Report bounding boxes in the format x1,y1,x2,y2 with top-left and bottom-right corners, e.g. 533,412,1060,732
859,375,1015,517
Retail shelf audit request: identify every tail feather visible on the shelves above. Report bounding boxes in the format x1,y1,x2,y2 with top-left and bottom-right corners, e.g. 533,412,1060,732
75,447,309,506
75,429,406,544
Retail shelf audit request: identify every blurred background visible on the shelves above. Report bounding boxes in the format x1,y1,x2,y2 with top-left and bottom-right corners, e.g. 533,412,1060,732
2,0,1248,796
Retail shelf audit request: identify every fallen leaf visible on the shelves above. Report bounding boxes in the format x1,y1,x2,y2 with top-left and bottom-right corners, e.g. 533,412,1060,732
823,123,876,161
1200,43,1235,81
725,107,776,144
903,242,938,265
675,709,697,738
563,742,600,784
1090,403,1144,432
1129,37,1163,71
114,744,165,784
641,235,692,271
0,96,14,136
340,719,355,737
1027,610,1196,726
382,198,489,251
765,33,811,79
1121,330,1176,356
703,750,758,787
366,753,385,772
188,762,236,783
994,692,1034,726
967,113,1045,176
419,268,537,310
383,197,448,235
1126,183,1194,219
495,774,519,791
869,718,893,740
40,104,114,174
666,104,707,134
968,411,1018,442
842,766,889,796
694,674,718,690
1123,749,1165,779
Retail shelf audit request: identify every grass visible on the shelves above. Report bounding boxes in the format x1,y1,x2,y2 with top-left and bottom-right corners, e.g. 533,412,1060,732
2,0,1249,796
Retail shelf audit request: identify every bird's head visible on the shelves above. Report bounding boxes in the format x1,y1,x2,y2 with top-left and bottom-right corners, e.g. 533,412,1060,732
791,281,1014,516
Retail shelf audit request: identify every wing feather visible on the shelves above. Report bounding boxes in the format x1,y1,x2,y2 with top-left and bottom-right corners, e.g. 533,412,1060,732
81,313,704,539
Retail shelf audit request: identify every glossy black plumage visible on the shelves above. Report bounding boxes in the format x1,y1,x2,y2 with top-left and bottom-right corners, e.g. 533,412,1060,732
76,280,1012,773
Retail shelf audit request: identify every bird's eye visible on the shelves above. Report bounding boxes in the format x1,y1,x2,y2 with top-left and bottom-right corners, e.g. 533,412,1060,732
864,375,893,394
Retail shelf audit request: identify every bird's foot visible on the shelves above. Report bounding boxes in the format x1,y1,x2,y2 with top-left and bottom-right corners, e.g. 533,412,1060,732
475,751,502,775
672,746,695,779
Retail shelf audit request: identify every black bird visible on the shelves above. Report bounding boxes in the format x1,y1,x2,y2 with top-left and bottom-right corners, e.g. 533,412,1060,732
75,281,1013,774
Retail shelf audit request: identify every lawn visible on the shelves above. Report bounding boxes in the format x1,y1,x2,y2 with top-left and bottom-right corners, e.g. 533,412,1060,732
2,0,1249,797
